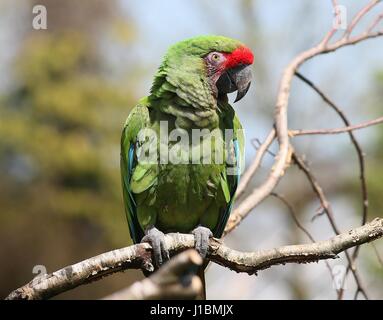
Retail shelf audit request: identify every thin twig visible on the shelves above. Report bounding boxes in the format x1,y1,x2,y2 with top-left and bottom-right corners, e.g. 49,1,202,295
295,72,368,224
345,0,380,39
294,72,371,300
290,116,383,136
371,242,383,268
250,137,276,158
320,0,341,47
235,129,276,200
322,30,383,54
292,152,369,299
271,192,340,296
367,13,383,33
271,192,315,242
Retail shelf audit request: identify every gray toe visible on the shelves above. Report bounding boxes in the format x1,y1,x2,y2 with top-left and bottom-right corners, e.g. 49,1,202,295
142,227,169,268
192,226,213,258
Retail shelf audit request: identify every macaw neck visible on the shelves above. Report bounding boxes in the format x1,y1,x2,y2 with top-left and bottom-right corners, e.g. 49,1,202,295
148,93,220,130
148,66,237,130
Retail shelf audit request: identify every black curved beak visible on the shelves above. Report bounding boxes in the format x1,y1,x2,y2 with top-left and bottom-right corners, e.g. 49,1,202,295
216,64,252,102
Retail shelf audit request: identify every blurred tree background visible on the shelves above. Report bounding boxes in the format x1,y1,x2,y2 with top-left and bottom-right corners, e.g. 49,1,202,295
0,0,381,299
0,0,142,298
367,71,383,219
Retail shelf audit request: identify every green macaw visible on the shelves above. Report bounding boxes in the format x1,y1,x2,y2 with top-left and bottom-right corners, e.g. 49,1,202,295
121,35,253,268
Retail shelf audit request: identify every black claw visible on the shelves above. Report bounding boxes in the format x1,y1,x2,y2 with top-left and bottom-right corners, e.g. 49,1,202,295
160,239,170,261
141,226,169,268
191,226,213,258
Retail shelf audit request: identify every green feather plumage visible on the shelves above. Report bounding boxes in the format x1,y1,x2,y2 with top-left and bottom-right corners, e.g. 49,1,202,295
121,35,246,243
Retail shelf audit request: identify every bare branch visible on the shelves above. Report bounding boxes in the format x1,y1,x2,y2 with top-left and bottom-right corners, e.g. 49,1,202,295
271,192,315,242
294,72,372,299
235,129,276,200
320,0,341,47
322,30,383,53
271,192,340,296
345,0,380,39
367,13,383,33
371,243,383,268
290,116,383,136
295,72,368,224
103,249,203,300
224,16,383,237
6,219,383,300
292,152,369,299
251,137,276,157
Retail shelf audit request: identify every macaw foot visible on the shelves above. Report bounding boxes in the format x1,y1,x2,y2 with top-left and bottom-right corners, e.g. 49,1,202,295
191,226,213,258
141,226,170,268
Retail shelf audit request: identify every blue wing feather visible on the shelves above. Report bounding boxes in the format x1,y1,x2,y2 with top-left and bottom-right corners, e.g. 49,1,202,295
121,142,142,243
121,102,150,244
127,145,137,206
214,138,241,237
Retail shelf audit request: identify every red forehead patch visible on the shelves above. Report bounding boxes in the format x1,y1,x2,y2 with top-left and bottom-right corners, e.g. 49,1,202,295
224,46,254,69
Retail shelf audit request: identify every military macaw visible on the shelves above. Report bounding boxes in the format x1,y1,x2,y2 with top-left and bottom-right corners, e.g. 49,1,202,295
121,35,253,274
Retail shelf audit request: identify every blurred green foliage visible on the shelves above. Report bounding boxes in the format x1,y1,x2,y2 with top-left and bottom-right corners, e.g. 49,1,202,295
0,33,135,245
0,29,143,298
0,0,145,299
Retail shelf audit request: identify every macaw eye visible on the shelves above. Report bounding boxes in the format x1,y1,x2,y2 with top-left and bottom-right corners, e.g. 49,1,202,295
207,52,224,65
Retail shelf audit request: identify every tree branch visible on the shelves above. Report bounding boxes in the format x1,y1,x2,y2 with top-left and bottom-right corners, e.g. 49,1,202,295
294,71,371,299
345,0,380,39
235,129,276,201
224,16,383,237
290,116,383,136
271,192,340,296
292,152,369,299
295,72,368,223
103,249,203,300
6,218,383,300
367,13,383,33
320,0,341,47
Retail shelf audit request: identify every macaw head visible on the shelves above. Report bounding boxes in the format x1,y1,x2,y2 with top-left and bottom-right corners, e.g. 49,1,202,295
151,35,254,107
